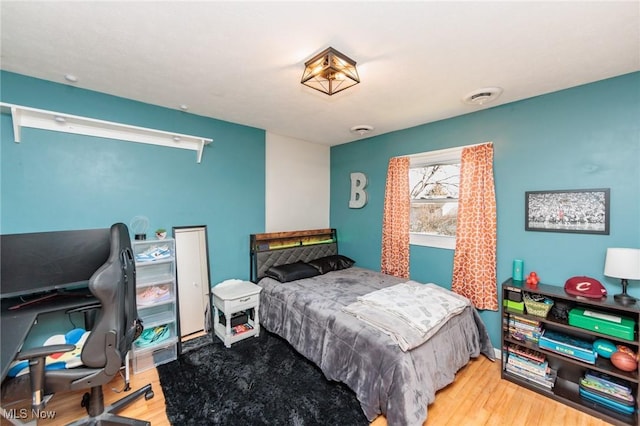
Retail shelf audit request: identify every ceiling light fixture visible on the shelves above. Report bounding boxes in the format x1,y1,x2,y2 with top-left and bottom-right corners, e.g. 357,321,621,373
462,87,503,106
64,74,78,83
301,47,360,96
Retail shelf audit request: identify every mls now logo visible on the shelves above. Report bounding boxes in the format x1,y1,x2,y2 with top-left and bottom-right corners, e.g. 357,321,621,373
2,408,56,420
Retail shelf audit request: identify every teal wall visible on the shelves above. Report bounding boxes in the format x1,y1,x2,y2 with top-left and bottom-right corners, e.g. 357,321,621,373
1,71,266,285
330,72,640,347
3,70,638,349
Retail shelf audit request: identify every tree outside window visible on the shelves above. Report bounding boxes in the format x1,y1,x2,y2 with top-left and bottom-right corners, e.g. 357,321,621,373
409,163,460,237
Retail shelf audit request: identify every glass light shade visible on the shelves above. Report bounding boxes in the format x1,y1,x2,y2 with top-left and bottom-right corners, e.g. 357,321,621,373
301,47,360,95
604,248,640,279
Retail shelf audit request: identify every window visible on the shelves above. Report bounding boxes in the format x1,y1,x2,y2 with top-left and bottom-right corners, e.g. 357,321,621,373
409,146,463,249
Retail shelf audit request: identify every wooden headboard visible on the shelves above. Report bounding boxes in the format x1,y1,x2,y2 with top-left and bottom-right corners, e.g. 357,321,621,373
249,228,338,282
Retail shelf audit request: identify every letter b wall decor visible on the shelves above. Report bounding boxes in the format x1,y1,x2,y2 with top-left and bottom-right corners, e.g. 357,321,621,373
349,172,368,208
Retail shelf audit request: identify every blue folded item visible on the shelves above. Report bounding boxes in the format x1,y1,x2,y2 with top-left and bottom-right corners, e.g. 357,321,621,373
135,324,170,347
538,329,597,364
579,387,636,415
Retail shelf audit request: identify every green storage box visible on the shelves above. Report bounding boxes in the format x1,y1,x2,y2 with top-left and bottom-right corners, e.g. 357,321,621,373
568,308,636,341
503,299,525,313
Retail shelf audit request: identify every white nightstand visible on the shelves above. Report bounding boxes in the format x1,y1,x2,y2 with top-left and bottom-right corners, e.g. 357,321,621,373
211,280,262,348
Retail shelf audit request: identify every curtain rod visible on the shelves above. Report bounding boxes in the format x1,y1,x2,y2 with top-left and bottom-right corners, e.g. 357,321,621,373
393,141,492,159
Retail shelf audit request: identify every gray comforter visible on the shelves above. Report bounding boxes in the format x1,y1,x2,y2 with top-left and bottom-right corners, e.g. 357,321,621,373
258,267,495,426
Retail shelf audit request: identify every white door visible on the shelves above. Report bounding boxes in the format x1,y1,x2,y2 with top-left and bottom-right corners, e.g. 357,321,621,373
175,227,210,338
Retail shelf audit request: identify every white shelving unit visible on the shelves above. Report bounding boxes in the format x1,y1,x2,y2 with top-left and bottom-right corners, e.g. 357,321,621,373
131,238,179,374
502,279,640,426
0,102,213,163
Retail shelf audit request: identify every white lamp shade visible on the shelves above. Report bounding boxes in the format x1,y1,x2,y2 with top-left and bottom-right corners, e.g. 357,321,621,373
604,248,640,280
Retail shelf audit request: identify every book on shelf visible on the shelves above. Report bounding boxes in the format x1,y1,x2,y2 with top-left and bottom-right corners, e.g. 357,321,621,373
231,323,254,335
505,363,557,390
583,370,634,401
510,315,542,328
507,353,550,376
508,323,541,334
508,315,542,344
509,329,541,343
508,325,541,336
580,379,635,405
506,344,546,364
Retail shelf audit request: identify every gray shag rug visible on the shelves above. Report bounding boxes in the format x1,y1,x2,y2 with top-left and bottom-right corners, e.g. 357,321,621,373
157,330,368,425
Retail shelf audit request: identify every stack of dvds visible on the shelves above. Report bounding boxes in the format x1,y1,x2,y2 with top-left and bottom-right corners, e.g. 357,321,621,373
508,315,542,344
579,371,636,415
505,344,557,391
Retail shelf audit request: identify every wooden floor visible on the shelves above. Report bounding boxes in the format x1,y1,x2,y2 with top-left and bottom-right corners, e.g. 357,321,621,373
2,355,613,425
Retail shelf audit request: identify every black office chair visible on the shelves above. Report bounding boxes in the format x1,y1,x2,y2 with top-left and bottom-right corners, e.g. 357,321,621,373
6,223,154,425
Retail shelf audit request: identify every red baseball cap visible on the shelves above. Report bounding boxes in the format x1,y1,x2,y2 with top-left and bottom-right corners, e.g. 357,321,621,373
564,276,607,299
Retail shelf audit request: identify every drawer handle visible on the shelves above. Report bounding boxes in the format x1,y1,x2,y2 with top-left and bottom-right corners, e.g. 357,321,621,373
239,297,250,302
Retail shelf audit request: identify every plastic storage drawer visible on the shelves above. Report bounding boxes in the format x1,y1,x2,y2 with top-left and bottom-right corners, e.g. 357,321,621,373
132,338,178,374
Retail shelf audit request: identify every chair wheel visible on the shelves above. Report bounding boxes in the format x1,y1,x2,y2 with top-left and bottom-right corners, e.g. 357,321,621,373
80,393,91,414
123,384,131,392
144,390,154,400
81,392,90,408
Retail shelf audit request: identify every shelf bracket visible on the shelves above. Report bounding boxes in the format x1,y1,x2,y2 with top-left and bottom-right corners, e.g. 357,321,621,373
10,105,22,143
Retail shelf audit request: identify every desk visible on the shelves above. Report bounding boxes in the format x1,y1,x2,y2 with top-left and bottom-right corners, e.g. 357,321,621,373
0,289,97,381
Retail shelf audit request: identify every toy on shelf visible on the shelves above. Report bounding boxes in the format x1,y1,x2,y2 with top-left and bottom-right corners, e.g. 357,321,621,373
526,271,540,287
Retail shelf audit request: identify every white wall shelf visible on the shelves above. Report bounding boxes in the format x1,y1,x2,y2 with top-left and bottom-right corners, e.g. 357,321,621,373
0,102,213,163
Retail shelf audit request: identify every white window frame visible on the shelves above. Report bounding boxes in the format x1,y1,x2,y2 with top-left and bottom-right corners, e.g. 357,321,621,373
409,146,464,250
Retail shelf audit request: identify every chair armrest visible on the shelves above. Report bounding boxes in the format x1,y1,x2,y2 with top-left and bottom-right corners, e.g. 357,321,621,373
66,302,101,330
16,344,76,410
16,344,76,361
66,302,101,315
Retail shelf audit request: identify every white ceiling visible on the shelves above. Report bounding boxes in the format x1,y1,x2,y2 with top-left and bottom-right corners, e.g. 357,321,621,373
1,1,638,146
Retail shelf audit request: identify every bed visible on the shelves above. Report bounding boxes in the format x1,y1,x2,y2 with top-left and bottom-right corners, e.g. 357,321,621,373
250,229,494,426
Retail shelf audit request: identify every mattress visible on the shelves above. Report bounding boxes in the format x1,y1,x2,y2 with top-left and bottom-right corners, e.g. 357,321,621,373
258,266,494,425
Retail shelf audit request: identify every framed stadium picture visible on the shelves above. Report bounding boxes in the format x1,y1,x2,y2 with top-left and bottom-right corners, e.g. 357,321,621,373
525,188,610,235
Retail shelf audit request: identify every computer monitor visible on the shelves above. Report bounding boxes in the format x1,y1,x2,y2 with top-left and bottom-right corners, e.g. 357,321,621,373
0,228,111,299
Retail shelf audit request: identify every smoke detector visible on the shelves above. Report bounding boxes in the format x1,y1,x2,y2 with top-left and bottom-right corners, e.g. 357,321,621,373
462,87,503,106
350,125,374,136
64,73,78,83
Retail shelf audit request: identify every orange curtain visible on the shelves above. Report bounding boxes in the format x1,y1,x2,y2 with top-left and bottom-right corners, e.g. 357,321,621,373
381,156,410,278
452,143,498,310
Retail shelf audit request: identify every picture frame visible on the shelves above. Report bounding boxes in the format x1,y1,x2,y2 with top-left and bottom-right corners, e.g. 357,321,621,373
525,188,610,235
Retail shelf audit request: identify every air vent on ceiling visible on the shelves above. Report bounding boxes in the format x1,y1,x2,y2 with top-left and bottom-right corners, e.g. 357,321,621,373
350,125,374,136
462,87,503,106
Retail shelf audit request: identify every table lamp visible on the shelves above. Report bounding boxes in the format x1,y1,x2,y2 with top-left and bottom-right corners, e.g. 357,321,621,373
604,248,640,305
